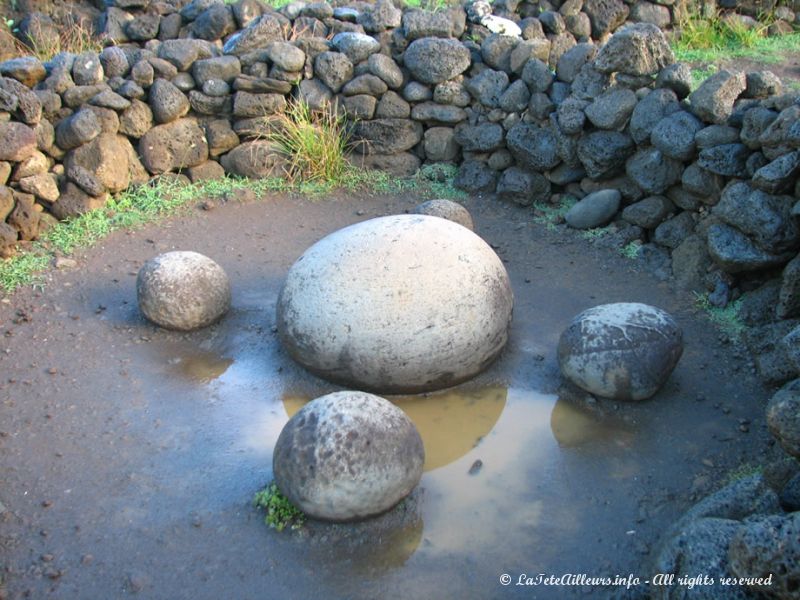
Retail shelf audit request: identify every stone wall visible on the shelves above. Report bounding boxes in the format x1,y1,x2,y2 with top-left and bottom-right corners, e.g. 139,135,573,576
0,0,799,383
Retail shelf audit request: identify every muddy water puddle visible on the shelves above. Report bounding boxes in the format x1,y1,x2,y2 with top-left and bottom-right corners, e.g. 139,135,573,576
156,339,643,577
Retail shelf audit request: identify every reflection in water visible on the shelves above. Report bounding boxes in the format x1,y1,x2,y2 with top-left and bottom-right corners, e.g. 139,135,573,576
550,398,635,448
168,351,233,383
282,387,508,471
237,382,639,569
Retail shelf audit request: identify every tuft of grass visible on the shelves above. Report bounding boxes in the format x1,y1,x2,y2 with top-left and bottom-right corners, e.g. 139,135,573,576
724,462,764,485
693,291,746,340
532,196,576,231
266,99,352,188
580,227,610,241
673,9,800,65
0,252,49,294
253,482,305,532
18,16,106,62
619,241,641,260
690,64,718,91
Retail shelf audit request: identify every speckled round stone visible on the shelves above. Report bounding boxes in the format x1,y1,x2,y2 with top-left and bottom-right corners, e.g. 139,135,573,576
137,251,231,331
558,302,683,401
273,391,425,521
276,214,513,393
411,199,474,231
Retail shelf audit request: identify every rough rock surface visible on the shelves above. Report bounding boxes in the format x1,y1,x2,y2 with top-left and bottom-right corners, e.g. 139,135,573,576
137,251,231,331
273,391,424,521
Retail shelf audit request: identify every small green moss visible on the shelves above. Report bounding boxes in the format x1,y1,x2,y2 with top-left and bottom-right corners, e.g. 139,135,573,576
619,241,641,260
693,291,746,340
580,226,610,241
253,482,306,532
724,462,764,485
533,196,576,231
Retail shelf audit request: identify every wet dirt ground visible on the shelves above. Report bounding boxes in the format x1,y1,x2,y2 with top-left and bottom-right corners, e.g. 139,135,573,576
0,191,776,599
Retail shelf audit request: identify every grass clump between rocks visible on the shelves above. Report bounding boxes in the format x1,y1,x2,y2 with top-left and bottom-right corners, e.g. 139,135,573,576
693,291,746,340
253,482,306,532
533,196,576,231
267,99,352,187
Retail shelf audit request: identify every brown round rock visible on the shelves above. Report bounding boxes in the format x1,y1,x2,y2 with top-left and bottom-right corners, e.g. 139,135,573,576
137,251,231,331
273,391,425,521
411,199,474,231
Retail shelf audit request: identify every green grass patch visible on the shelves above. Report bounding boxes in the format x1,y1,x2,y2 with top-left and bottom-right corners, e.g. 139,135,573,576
0,252,49,294
673,14,800,65
580,226,610,241
0,162,467,295
693,291,746,340
253,482,306,532
266,99,352,188
532,196,576,231
619,241,641,260
689,64,719,91
724,462,764,485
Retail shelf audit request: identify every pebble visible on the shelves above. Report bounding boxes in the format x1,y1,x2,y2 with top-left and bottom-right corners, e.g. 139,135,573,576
468,459,483,475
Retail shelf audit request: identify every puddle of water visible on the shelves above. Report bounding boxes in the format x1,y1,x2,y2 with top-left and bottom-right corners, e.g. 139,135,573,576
168,352,234,383
274,387,638,566
283,387,507,471
154,340,641,574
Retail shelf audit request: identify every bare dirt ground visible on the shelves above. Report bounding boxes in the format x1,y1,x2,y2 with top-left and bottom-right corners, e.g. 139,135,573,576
0,189,782,600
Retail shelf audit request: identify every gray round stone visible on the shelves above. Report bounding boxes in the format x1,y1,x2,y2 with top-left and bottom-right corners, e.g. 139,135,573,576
137,251,231,331
273,391,425,521
277,215,513,393
558,302,683,401
767,379,800,459
411,199,474,231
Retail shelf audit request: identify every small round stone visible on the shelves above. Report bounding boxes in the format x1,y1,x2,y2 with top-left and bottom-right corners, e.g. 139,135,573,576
273,391,425,521
137,251,231,331
276,215,513,393
411,199,474,231
557,302,683,401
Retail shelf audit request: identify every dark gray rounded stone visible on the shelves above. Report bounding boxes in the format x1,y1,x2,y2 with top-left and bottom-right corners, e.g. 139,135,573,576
273,391,424,521
767,379,800,459
729,512,800,599
137,251,231,331
412,199,474,231
276,215,513,393
558,302,683,401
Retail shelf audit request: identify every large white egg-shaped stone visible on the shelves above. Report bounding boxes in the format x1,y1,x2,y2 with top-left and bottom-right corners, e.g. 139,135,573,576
276,215,513,393
273,391,425,521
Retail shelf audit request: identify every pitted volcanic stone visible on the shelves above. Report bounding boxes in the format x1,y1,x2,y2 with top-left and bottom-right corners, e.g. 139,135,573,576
558,302,683,401
273,391,424,521
411,199,474,231
137,251,231,331
276,215,513,393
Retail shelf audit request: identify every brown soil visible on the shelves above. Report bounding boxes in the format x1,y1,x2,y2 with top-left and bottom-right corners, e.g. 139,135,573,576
0,189,781,600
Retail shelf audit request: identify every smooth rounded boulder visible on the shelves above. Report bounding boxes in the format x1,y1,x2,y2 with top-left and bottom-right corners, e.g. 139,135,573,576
137,251,231,331
276,215,513,393
273,391,425,521
558,302,683,401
